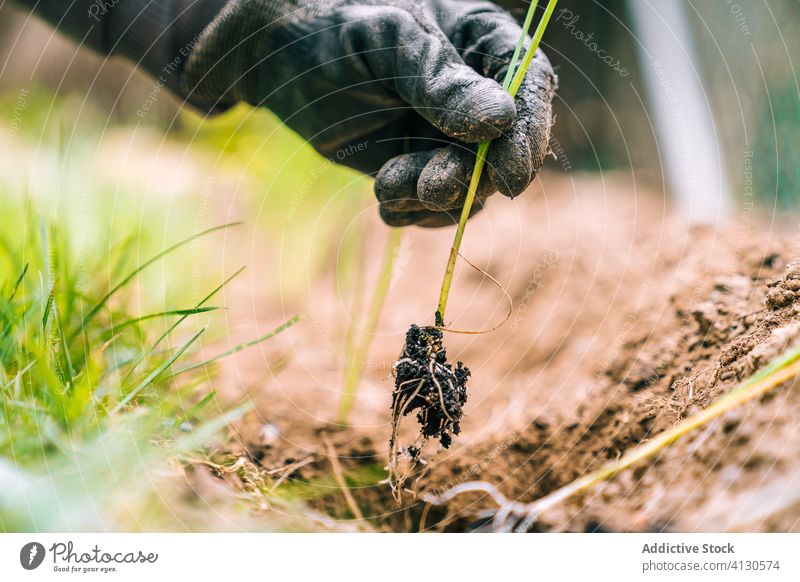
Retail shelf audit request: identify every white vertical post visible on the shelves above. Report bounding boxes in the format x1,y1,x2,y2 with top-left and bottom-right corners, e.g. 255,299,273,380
628,0,732,223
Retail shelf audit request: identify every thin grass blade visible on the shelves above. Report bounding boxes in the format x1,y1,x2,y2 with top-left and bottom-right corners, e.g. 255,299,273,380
75,223,241,337
111,327,206,414
152,266,245,350
7,264,29,301
41,278,59,330
113,307,224,331
119,267,246,383
174,390,217,427
166,314,300,379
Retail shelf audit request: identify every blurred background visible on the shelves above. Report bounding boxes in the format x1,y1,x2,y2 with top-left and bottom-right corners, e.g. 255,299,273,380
0,0,798,532
2,0,797,210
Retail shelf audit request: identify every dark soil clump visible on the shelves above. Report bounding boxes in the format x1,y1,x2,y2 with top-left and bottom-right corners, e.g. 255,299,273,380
388,324,469,497
393,325,469,448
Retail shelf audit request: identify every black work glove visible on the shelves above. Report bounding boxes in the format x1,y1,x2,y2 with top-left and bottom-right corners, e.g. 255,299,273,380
184,0,557,227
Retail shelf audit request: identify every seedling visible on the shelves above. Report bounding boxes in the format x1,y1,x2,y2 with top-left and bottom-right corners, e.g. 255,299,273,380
389,0,559,497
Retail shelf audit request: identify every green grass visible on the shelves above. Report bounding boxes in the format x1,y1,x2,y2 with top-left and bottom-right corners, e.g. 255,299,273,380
0,91,306,528
338,227,403,424
0,198,285,530
0,87,387,531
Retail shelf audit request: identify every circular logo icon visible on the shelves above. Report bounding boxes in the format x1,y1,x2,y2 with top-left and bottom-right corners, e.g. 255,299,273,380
20,542,46,570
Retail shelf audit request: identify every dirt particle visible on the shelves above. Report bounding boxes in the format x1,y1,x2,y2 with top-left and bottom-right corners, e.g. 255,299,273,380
766,289,796,310
692,302,717,334
785,259,800,279
785,279,800,292
762,253,782,269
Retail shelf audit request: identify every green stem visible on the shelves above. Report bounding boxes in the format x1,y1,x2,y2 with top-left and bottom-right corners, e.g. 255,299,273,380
341,221,369,377
523,345,800,517
436,0,559,324
338,227,403,424
502,0,540,91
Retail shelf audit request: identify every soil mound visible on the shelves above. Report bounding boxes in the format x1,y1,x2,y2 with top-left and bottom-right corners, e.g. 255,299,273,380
227,173,800,532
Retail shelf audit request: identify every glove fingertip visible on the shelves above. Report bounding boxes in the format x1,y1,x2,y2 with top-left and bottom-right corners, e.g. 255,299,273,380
487,139,533,199
374,150,436,204
379,205,414,227
374,157,408,203
417,150,469,211
439,80,516,142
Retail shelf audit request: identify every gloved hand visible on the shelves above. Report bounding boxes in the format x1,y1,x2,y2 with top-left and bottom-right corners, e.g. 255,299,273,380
184,0,557,227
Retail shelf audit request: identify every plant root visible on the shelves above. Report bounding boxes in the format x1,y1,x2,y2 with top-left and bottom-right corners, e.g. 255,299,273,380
388,324,469,501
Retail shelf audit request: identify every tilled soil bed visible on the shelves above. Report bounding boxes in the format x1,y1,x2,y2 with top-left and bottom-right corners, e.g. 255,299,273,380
216,171,800,532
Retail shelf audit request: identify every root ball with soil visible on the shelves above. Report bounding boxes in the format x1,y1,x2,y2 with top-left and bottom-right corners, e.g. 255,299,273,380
386,0,558,500
388,324,469,497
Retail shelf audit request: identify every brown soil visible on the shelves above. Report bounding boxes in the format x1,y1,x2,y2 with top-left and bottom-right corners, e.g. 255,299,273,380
212,170,800,532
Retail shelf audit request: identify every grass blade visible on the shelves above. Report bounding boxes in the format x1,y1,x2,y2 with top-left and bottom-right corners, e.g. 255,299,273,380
152,267,245,350
75,223,241,337
166,314,300,379
508,0,559,97
111,327,206,414
7,264,29,302
338,228,402,424
42,278,59,330
119,267,246,384
501,0,539,90
175,390,217,427
113,307,224,331
55,309,76,386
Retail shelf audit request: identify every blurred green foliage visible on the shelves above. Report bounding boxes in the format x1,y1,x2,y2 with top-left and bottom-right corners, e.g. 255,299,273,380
691,0,800,210
180,106,374,295
0,91,299,531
